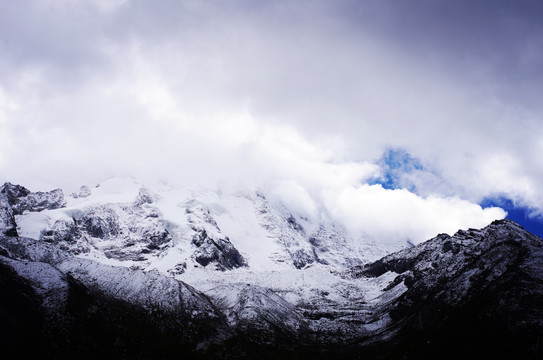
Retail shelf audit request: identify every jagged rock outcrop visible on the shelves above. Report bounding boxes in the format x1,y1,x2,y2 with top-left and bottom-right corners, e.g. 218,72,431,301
191,228,247,269
0,193,17,236
41,218,90,255
0,182,31,204
0,182,66,215
187,203,247,270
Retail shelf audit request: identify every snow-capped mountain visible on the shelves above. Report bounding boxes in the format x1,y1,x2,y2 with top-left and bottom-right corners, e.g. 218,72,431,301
14,178,396,274
1,179,542,359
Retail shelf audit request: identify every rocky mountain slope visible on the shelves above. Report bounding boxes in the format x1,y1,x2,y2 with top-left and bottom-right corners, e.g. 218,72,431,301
0,179,542,359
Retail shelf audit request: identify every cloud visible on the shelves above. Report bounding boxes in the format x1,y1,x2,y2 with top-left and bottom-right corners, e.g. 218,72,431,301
0,0,540,242
322,185,506,244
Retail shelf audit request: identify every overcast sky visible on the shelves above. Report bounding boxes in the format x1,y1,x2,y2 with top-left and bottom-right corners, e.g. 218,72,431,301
1,0,542,243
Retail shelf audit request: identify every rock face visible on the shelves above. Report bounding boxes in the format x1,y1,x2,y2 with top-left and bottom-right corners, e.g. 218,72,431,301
0,193,17,236
0,181,542,359
187,203,247,270
349,219,543,359
0,182,66,215
0,182,31,204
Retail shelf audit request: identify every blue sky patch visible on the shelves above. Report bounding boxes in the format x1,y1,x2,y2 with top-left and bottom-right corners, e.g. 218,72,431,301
369,148,423,191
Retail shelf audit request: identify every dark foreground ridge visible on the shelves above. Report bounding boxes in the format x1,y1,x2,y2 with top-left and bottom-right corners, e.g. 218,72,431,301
0,182,542,359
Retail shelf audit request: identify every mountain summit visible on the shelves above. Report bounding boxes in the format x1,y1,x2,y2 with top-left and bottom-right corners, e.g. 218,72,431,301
0,180,542,359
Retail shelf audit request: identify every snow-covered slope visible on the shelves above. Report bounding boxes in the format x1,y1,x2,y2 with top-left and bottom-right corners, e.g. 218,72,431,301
1,179,542,359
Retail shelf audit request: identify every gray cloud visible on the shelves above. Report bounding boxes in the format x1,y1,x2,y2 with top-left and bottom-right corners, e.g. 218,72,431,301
0,0,541,241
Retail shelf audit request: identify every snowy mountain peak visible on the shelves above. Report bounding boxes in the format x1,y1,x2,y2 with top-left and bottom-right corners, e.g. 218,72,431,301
10,178,390,278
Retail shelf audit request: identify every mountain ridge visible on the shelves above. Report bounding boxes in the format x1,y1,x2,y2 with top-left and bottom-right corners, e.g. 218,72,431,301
0,180,542,359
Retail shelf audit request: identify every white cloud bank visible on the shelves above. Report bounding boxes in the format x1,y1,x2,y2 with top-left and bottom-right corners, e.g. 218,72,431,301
1,0,540,243
322,185,506,244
